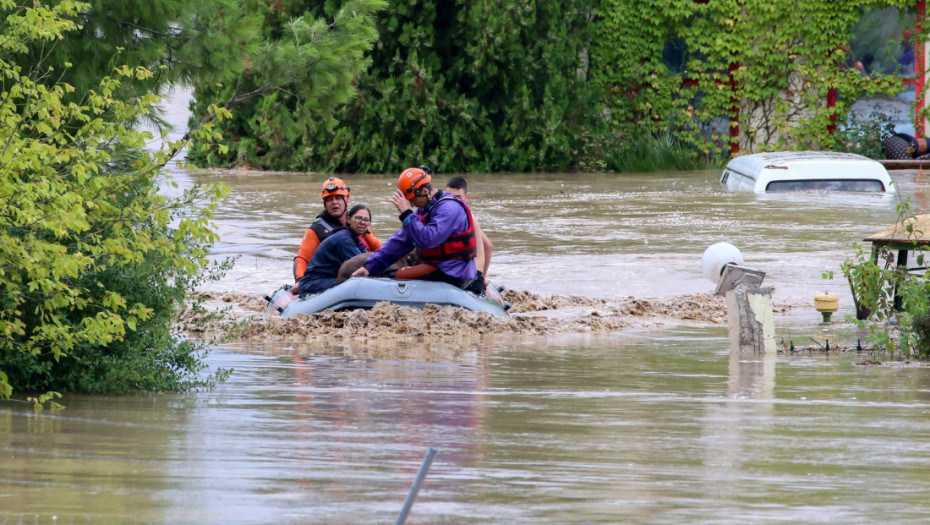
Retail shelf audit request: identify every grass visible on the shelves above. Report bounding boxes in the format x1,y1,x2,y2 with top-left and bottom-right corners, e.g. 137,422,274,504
606,129,725,173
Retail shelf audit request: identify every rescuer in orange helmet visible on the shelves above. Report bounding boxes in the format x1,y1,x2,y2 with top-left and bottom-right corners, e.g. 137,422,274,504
293,177,381,281
351,166,477,288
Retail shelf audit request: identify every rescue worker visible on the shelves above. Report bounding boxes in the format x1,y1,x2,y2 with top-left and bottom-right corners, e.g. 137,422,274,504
351,166,477,288
293,177,381,281
296,204,375,294
444,176,493,295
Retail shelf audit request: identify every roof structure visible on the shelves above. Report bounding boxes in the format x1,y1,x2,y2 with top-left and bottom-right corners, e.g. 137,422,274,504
864,214,930,243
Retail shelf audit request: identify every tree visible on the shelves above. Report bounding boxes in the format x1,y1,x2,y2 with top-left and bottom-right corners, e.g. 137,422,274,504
0,0,231,397
186,0,388,170
0,0,387,398
9,0,261,103
188,0,604,174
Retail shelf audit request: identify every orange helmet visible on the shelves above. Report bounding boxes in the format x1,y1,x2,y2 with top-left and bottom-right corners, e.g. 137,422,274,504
397,167,432,199
320,177,350,200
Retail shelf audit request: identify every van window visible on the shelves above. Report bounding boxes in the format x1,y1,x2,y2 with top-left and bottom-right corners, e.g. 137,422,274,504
765,179,886,192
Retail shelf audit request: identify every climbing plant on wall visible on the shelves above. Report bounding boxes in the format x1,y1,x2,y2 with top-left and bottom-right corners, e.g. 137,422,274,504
592,0,915,156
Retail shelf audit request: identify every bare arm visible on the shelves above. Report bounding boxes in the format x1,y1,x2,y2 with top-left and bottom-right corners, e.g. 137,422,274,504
481,231,493,276
472,219,486,275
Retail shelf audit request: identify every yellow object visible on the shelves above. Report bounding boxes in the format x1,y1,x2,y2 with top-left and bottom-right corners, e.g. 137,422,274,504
814,293,839,322
814,293,839,312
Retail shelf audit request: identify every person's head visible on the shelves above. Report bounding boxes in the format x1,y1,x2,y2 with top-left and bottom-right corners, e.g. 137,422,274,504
444,176,469,202
346,204,372,235
321,177,350,218
861,52,874,69
397,166,433,206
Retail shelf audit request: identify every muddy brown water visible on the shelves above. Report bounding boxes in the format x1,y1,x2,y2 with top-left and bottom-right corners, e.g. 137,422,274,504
202,168,929,315
6,113,930,522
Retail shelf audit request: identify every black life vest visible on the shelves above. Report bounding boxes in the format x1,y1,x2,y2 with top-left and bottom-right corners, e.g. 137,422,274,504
309,212,343,243
417,194,477,264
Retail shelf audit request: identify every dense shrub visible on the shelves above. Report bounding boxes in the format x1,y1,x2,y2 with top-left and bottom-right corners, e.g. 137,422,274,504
0,1,230,398
842,200,930,359
189,0,604,173
605,130,724,173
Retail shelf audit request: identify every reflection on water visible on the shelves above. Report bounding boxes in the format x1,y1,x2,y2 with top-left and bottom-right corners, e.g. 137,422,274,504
4,334,930,523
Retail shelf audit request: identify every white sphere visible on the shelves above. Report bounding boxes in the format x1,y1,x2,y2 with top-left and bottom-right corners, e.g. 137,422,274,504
701,242,744,284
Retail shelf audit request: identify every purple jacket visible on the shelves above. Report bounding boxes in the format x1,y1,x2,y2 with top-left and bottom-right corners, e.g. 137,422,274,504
365,191,477,280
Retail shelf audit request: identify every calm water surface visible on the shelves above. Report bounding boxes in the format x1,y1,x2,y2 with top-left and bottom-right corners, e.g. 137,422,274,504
5,94,930,522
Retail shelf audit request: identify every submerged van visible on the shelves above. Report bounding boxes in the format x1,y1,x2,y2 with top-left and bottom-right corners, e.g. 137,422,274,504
720,151,895,193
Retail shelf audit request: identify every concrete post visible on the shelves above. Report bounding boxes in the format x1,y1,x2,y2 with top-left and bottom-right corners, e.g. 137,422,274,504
725,285,776,353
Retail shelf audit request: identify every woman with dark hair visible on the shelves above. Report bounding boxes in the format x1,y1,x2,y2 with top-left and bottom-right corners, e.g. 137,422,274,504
296,204,378,294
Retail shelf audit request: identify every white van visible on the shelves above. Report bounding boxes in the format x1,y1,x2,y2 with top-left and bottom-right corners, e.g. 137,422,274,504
720,151,895,193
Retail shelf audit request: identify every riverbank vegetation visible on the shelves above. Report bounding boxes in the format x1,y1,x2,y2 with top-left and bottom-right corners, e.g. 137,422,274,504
0,1,234,398
185,0,917,174
0,0,384,399
188,1,604,173
605,130,723,173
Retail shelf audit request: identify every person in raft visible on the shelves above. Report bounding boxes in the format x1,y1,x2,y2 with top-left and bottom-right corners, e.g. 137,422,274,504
292,177,381,282
444,176,493,295
296,204,376,294
351,166,477,289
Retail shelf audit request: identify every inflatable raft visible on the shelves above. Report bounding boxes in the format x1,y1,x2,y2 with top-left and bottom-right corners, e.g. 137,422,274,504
264,277,510,318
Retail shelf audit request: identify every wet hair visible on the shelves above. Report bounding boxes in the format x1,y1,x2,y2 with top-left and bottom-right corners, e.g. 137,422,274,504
445,176,468,193
347,204,371,221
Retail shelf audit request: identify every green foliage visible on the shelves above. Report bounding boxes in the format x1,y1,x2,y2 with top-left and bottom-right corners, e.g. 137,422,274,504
187,0,387,170
910,308,930,357
832,111,897,159
189,0,605,173
27,391,63,412
842,198,930,358
186,1,918,172
0,1,230,397
605,129,723,173
592,0,914,156
5,0,262,102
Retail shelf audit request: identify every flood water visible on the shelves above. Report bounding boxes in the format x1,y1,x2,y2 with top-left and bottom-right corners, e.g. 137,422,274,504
202,167,930,318
5,90,930,522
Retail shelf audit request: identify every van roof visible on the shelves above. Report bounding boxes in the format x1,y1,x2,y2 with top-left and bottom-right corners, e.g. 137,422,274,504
727,150,877,170
723,151,894,193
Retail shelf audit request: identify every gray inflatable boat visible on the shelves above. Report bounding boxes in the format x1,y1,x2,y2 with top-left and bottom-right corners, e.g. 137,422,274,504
264,277,510,317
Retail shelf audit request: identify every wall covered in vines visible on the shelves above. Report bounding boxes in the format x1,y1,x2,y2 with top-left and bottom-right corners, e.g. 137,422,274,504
591,0,914,156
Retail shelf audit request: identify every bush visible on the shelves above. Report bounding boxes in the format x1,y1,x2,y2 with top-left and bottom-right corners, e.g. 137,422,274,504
605,130,724,173
0,2,230,398
832,110,898,159
842,199,930,358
